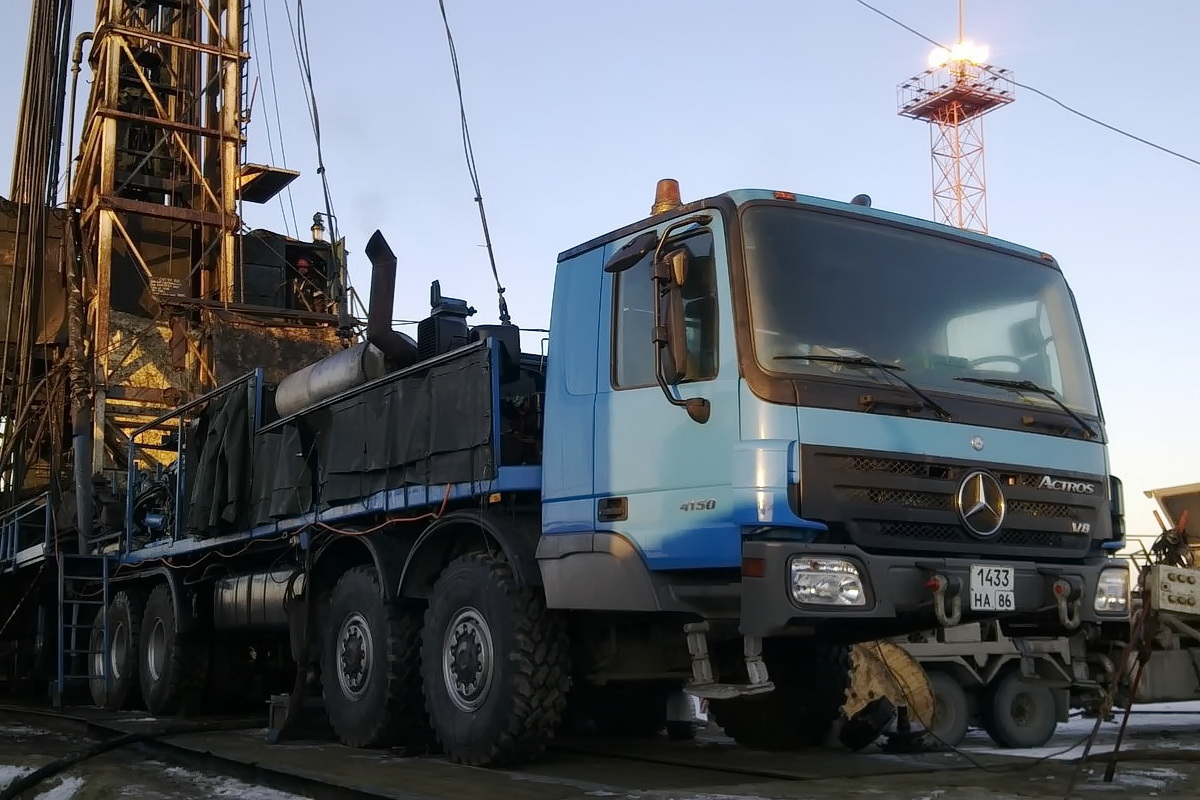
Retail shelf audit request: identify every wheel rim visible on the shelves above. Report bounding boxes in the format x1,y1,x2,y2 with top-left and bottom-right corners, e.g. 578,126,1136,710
90,627,104,683
442,607,494,712
1009,690,1035,727
110,620,127,681
146,618,166,683
336,612,373,701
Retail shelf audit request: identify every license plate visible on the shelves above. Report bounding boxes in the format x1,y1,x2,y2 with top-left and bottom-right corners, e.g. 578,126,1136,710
970,564,1015,612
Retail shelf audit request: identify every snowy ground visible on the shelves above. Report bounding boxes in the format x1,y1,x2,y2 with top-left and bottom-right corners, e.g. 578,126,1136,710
1,704,1199,800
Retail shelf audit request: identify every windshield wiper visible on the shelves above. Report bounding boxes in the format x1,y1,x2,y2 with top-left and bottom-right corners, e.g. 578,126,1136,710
953,376,1097,439
775,354,953,421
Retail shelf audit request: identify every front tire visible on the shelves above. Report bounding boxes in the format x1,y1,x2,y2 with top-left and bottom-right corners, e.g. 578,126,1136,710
979,669,1057,748
710,642,851,751
421,552,570,766
321,566,428,748
89,590,145,710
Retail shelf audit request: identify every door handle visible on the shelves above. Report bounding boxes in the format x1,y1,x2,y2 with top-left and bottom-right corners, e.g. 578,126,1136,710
597,496,628,522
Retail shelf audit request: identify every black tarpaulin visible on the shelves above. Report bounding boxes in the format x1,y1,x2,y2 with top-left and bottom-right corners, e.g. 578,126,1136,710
186,387,251,535
250,343,495,524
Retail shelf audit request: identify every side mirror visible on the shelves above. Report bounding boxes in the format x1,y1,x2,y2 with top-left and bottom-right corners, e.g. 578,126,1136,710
604,230,659,273
654,249,690,384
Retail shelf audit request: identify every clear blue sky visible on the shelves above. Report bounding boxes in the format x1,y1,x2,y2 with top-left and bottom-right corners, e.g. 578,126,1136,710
2,1,1197,549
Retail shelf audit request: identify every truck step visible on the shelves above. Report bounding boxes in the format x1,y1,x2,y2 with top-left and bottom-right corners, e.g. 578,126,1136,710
684,681,776,701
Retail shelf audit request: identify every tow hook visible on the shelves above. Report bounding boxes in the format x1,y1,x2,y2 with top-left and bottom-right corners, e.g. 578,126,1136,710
927,573,962,627
1053,577,1083,630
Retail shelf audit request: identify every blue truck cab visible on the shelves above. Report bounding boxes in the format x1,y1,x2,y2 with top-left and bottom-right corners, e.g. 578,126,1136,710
538,180,1128,653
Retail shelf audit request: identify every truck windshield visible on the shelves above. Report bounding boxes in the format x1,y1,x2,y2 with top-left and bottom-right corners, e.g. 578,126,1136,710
741,205,1099,417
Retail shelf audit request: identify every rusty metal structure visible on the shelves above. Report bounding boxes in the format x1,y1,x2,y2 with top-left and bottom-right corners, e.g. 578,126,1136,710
1,0,348,553
896,6,1014,235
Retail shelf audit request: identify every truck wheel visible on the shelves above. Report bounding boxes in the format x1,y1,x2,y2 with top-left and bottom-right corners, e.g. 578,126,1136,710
139,584,207,715
88,590,145,710
710,642,851,751
928,671,970,748
321,566,428,748
421,552,570,766
980,670,1057,748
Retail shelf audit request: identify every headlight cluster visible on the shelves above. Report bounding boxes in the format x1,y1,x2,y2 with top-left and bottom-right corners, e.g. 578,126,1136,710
789,557,866,607
1094,567,1129,613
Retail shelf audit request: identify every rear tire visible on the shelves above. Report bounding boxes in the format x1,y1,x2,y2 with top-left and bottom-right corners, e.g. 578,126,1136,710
321,566,428,748
710,642,851,751
138,584,207,715
421,552,570,766
927,670,970,748
979,669,1057,748
88,590,145,710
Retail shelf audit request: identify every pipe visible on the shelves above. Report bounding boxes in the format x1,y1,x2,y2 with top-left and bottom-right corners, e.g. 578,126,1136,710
64,31,93,203
363,230,418,367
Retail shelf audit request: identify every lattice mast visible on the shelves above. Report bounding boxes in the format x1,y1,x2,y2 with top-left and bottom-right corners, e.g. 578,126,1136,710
897,3,1014,234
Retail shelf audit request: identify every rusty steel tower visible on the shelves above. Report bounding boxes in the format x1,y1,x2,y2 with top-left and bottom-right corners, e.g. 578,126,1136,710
1,0,348,537
897,7,1014,234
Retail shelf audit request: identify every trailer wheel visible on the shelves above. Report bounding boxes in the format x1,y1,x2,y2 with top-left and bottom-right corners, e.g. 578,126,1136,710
421,552,570,766
710,642,851,751
979,670,1057,749
321,565,428,748
138,584,207,715
927,670,970,748
88,590,145,710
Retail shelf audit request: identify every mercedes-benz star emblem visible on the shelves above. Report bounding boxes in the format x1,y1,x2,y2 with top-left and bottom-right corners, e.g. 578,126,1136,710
956,470,1006,537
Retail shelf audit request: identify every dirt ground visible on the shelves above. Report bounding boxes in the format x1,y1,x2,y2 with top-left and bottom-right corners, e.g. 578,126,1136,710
3,705,1200,800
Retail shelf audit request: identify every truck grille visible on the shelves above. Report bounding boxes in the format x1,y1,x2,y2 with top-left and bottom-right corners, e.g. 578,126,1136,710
800,446,1107,560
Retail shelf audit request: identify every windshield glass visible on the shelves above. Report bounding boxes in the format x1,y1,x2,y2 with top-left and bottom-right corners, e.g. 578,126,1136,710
742,205,1099,416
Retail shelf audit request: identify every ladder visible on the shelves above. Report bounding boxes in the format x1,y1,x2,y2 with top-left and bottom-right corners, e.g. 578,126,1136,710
55,553,112,709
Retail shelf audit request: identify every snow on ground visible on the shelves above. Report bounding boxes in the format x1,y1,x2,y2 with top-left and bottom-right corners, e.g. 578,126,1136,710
0,765,34,789
159,766,312,800
33,776,84,800
960,701,1200,761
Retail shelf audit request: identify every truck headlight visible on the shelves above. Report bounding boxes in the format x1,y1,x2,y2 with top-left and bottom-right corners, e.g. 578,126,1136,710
1094,567,1129,613
789,557,866,607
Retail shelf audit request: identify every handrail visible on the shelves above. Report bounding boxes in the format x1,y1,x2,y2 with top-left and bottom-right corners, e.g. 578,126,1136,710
0,491,50,570
125,369,264,551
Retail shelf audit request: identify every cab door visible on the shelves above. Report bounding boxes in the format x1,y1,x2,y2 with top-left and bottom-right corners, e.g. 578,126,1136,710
592,217,741,570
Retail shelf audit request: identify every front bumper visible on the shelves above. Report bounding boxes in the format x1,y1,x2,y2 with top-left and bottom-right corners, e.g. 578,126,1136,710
740,540,1128,639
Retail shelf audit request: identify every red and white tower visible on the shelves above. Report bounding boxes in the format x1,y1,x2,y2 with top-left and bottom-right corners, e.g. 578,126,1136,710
897,10,1014,234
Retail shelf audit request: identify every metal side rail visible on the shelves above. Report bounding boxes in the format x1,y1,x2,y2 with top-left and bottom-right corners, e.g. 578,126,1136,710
0,491,52,574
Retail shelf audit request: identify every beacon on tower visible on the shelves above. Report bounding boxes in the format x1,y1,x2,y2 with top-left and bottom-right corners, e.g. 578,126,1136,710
898,29,1014,234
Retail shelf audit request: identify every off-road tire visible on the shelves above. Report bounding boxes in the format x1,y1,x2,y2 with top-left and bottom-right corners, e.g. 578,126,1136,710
321,565,429,748
138,583,207,715
88,590,146,710
421,552,570,766
979,669,1057,749
710,642,852,751
928,670,971,748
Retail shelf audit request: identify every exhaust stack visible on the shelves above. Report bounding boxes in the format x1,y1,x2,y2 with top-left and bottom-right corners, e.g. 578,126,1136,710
364,230,419,366
273,230,418,418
